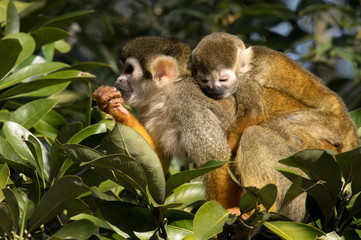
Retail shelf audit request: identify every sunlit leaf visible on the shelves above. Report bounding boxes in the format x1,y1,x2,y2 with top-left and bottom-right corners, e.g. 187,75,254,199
8,98,58,129
166,160,227,195
3,32,35,68
0,62,69,91
50,219,98,240
4,0,19,35
193,201,236,240
164,182,206,209
0,164,10,201
104,124,166,204
264,221,325,240
67,123,107,144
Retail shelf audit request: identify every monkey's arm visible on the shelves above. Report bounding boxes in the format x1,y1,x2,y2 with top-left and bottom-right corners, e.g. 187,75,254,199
92,86,156,150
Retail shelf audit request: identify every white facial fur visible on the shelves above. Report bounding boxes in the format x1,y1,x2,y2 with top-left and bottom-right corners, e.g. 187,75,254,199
196,69,237,99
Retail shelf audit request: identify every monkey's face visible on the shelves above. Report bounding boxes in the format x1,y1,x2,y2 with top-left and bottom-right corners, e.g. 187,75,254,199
115,57,147,107
196,69,237,99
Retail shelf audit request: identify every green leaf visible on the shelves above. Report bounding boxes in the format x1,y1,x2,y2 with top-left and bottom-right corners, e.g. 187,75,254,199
49,140,66,181
56,122,83,144
29,176,90,232
239,192,257,214
104,124,166,204
264,221,325,240
277,173,305,212
3,32,35,68
0,70,93,99
0,203,13,236
279,149,342,203
31,27,70,49
3,121,38,165
336,147,361,194
2,188,19,228
81,154,147,198
67,123,107,144
193,201,236,240
44,10,94,28
245,184,277,212
0,164,10,201
54,39,71,54
0,62,69,91
164,182,206,209
0,38,22,80
350,108,361,128
64,144,103,163
50,219,98,240
42,43,54,62
166,160,227,195
8,98,58,129
96,200,157,235
4,0,19,35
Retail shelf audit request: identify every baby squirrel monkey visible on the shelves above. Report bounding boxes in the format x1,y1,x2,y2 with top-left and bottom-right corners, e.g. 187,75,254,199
192,32,360,220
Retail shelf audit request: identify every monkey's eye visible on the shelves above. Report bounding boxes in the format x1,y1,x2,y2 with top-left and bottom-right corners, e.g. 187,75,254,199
200,79,209,83
219,78,229,82
125,65,134,74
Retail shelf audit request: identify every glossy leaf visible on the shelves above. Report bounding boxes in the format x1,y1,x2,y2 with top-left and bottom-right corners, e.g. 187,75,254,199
81,154,147,198
264,221,325,239
279,149,342,204
0,62,69,91
31,27,70,48
0,164,10,201
245,184,277,212
336,147,361,195
166,160,227,195
350,108,361,128
67,123,107,144
3,32,35,68
193,201,236,240
54,39,71,54
165,182,206,209
56,122,83,144
2,188,19,228
29,176,90,232
239,191,257,214
8,98,58,129
3,121,38,166
96,200,157,235
4,0,19,35
0,70,94,99
0,203,13,236
50,219,98,240
64,143,103,163
104,123,166,204
0,38,22,80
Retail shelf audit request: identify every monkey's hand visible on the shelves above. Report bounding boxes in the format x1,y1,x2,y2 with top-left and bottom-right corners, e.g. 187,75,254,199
93,85,130,123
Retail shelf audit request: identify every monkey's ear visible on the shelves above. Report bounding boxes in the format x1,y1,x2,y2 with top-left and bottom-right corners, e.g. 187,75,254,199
150,55,180,86
236,47,253,74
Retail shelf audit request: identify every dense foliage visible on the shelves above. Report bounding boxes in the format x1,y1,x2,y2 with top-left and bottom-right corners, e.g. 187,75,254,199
0,0,360,239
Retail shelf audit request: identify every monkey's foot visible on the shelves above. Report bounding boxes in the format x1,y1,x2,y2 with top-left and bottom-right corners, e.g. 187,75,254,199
93,85,129,117
227,207,241,217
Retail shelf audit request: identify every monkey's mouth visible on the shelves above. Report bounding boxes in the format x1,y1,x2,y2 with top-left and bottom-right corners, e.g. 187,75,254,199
204,89,225,99
114,81,133,101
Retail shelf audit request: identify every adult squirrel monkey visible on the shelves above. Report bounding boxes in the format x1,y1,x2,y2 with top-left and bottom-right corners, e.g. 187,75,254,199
93,36,247,212
192,32,360,220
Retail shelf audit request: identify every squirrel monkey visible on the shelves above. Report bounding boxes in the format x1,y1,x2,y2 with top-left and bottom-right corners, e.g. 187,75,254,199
192,32,360,220
93,36,247,211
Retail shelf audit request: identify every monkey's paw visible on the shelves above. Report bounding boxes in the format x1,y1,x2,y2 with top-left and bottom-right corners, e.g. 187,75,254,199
93,85,129,117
